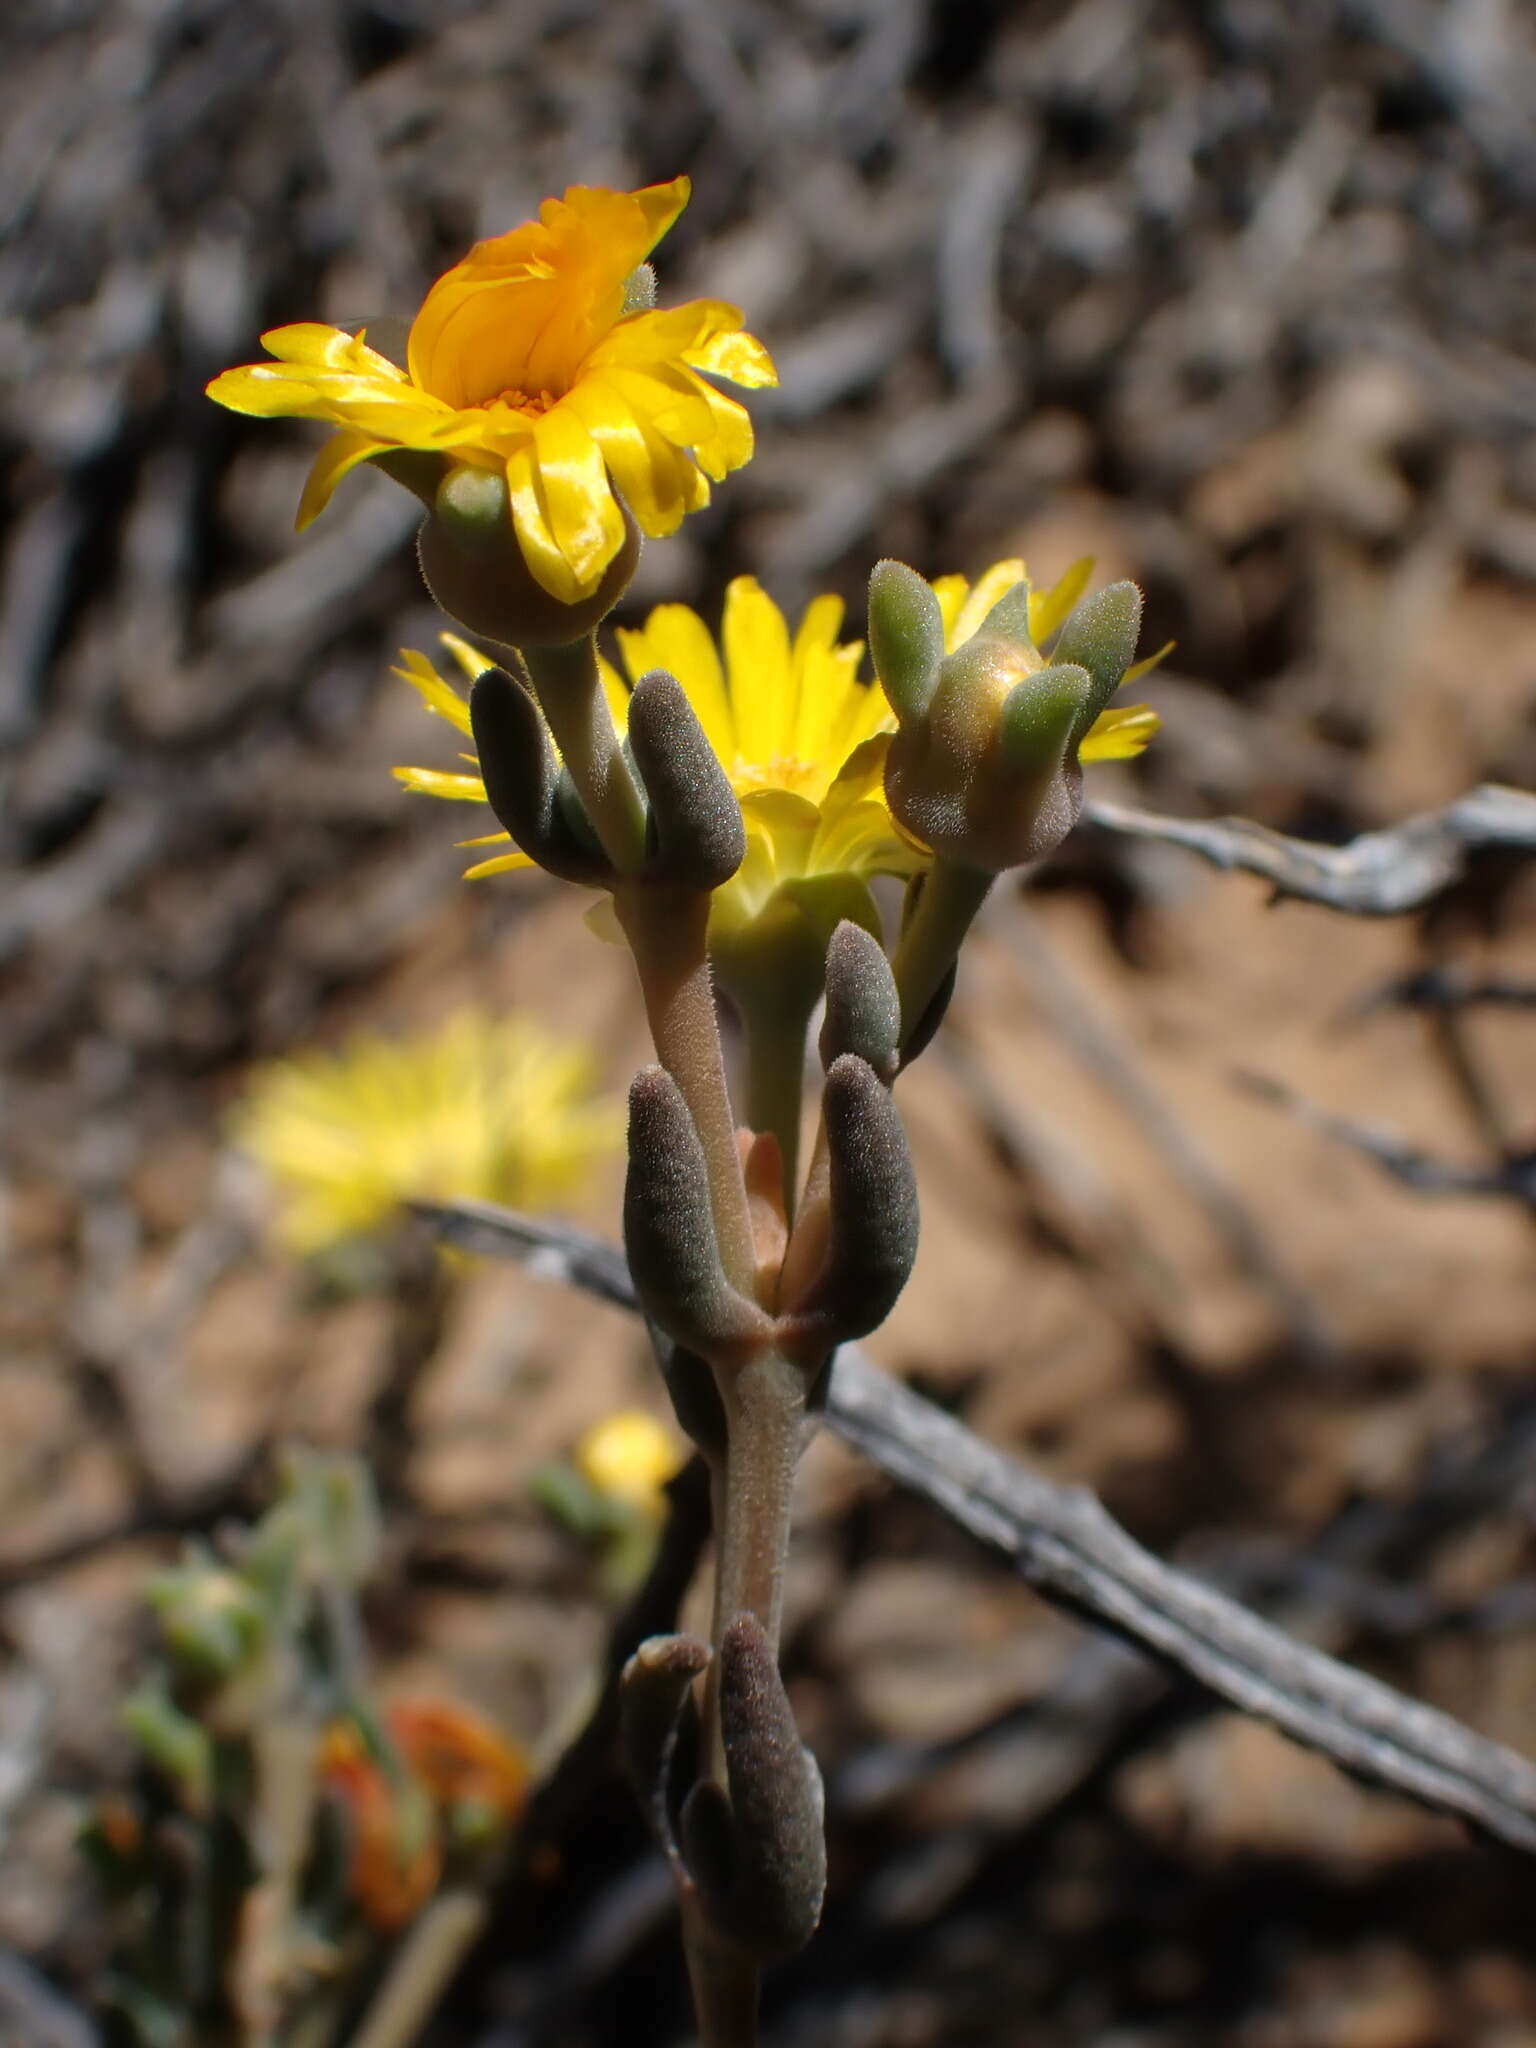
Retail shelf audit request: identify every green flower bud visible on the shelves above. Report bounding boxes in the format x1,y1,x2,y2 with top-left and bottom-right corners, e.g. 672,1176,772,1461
624,1067,772,1366
146,1562,268,1684
626,670,746,890
870,565,1146,873
1050,580,1144,740
418,465,640,650
121,1685,213,1807
819,920,900,1084
867,560,944,723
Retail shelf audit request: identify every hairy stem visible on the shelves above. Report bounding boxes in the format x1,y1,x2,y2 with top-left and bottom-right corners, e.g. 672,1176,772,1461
683,1897,760,2048
891,857,993,1056
685,1354,807,2046
522,635,648,873
700,1353,806,1797
712,1353,806,1659
616,883,756,1296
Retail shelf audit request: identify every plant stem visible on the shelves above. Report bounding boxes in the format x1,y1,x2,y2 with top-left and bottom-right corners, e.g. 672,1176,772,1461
615,882,756,1297
712,1353,806,1659
740,986,815,1217
522,635,648,874
345,1891,486,2048
891,857,993,1056
684,1355,806,2048
683,1897,760,2048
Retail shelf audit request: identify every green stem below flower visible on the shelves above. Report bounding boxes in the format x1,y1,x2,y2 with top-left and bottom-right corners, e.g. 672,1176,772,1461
891,857,994,1059
521,635,648,875
683,1896,761,2048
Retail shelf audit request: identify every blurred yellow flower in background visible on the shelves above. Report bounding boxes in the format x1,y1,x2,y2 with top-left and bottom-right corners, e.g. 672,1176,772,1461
206,179,775,604
575,1410,683,1517
234,1010,619,1256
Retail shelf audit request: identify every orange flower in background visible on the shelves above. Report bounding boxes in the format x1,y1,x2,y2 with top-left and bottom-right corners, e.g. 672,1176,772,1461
321,1724,441,1931
207,179,776,604
321,1701,529,1931
388,1700,531,1823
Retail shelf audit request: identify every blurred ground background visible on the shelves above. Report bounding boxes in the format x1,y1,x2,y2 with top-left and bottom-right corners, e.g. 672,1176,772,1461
3,0,1536,2041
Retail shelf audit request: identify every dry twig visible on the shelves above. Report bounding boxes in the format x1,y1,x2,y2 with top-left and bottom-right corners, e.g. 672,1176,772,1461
1083,784,1536,914
414,1199,1536,1857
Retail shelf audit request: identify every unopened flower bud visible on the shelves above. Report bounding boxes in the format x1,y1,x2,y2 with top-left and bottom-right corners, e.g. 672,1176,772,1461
469,667,613,884
819,920,900,1084
779,1053,918,1356
680,1613,827,1960
626,670,746,889
419,465,641,650
870,566,1146,873
624,1067,772,1366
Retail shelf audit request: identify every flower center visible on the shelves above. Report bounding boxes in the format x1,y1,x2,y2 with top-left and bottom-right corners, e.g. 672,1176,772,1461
481,386,561,416
731,753,826,802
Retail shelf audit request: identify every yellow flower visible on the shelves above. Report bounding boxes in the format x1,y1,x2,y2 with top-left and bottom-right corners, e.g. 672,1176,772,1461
575,1411,683,1516
395,579,925,949
206,179,775,605
234,1009,619,1256
395,559,1159,936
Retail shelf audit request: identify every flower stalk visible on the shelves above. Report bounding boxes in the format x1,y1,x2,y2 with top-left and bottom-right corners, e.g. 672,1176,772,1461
522,635,648,874
891,857,993,1059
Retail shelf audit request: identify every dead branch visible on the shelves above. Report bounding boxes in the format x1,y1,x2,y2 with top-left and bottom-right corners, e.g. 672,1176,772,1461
1082,784,1536,914
1236,1069,1536,1204
413,1199,1536,1857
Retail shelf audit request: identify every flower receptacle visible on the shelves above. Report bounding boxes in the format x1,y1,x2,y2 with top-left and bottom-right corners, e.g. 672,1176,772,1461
419,465,641,650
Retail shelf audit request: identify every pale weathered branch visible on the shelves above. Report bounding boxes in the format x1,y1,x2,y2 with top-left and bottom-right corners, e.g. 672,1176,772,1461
1236,1069,1536,1204
413,1199,1536,1855
1082,784,1536,915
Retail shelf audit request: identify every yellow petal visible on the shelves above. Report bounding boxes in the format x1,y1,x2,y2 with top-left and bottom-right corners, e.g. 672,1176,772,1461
1030,557,1094,645
297,429,388,528
722,578,793,770
441,632,497,684
929,574,968,646
502,444,578,605
530,406,626,595
949,559,1026,650
464,849,536,878
589,299,750,372
685,326,778,390
564,379,709,536
393,649,474,735
632,175,693,249
785,593,846,762
393,766,489,800
679,373,754,480
1123,640,1175,684
259,323,410,379
600,362,721,451
1079,704,1160,761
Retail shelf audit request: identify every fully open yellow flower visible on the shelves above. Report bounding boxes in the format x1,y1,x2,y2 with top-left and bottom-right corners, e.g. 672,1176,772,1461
234,1010,619,1256
395,577,924,951
395,559,1159,941
206,179,775,605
